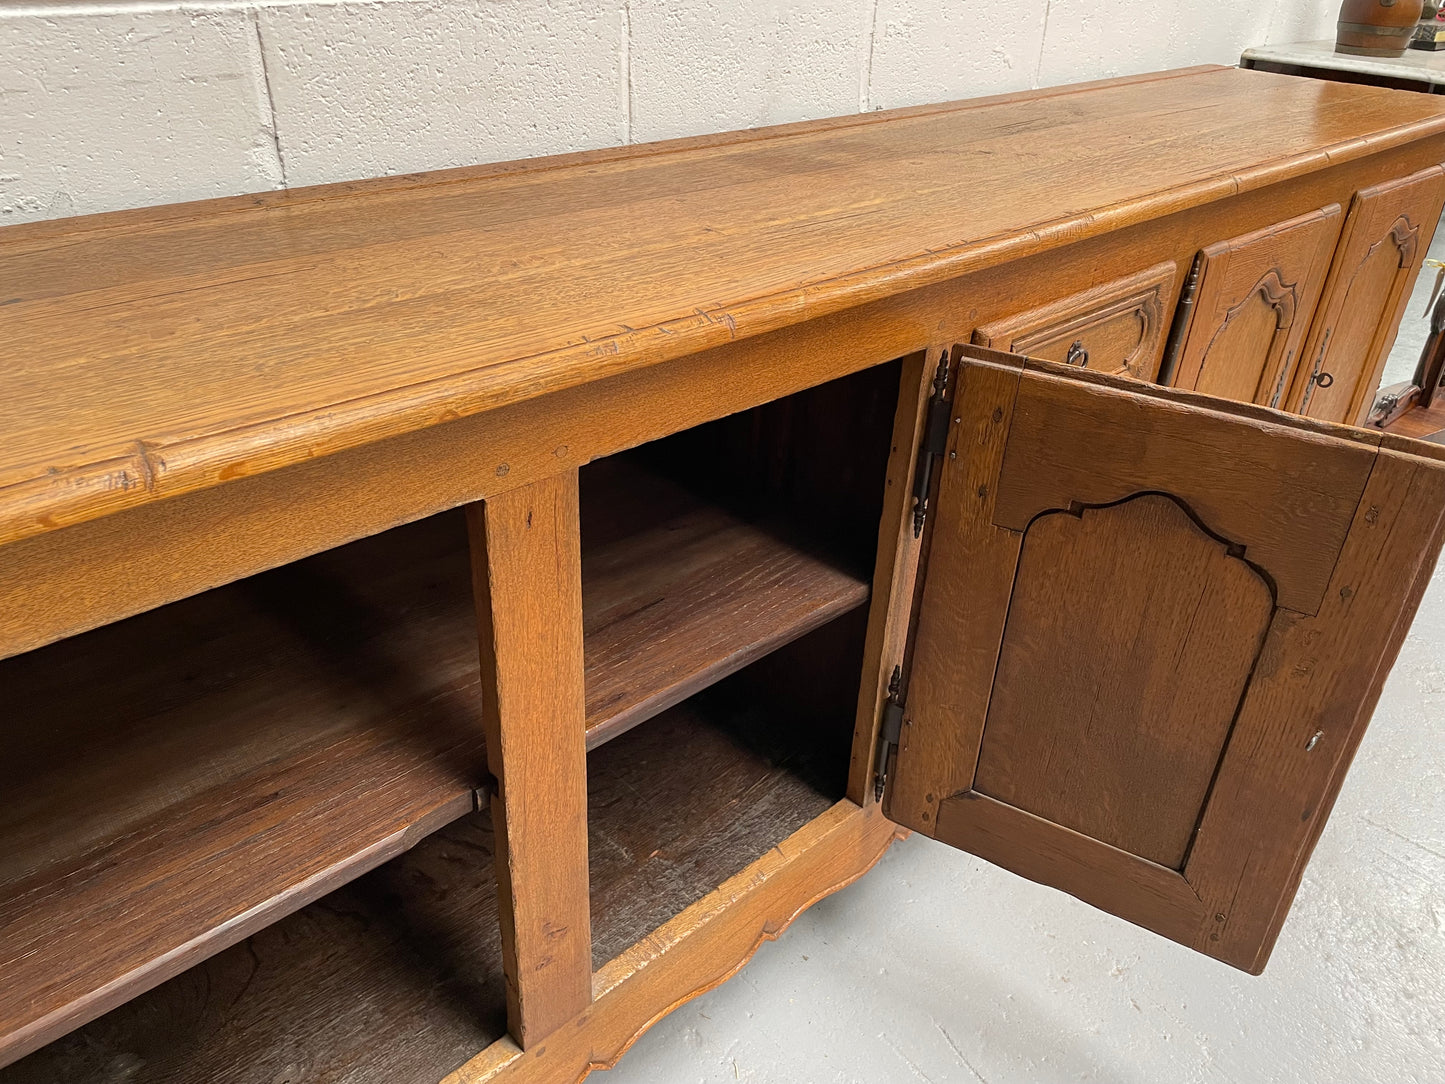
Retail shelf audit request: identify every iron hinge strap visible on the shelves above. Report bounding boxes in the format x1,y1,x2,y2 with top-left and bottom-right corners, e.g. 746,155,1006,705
911,349,954,538
872,665,906,802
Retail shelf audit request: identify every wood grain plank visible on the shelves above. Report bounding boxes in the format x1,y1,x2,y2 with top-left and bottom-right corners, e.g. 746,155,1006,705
1291,165,1445,423
992,360,1381,613
846,349,936,804
885,349,1024,826
0,518,490,1070
2,694,855,1084
933,792,1203,935
4,69,1445,545
581,459,870,749
4,140,1439,666
1183,445,1445,970
973,262,1177,380
973,494,1275,869
1170,204,1342,406
468,474,592,1047
0,310,896,665
584,677,852,967
903,347,1445,973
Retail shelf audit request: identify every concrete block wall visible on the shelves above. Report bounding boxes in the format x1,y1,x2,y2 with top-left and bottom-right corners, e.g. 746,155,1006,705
3,0,1337,224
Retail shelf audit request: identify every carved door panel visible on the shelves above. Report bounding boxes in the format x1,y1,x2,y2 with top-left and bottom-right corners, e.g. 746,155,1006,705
883,345,1445,973
972,262,1177,380
1169,206,1341,407
1290,166,1445,424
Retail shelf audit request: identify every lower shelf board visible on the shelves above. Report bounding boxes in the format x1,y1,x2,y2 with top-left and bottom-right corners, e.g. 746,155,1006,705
0,457,867,1066
1,688,845,1084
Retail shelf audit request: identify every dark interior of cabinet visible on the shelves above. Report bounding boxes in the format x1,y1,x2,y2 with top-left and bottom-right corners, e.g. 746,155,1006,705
580,358,897,745
580,359,899,953
0,359,900,1082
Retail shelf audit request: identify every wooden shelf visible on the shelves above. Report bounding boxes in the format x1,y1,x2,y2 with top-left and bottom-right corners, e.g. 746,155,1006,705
0,516,487,1069
1,690,842,1084
0,457,868,1068
580,457,871,747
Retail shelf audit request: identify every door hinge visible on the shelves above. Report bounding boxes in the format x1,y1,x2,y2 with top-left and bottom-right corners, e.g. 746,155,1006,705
911,350,954,537
873,665,906,802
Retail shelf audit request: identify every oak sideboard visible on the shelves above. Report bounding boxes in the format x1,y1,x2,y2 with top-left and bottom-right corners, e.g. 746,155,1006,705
5,64,1445,1083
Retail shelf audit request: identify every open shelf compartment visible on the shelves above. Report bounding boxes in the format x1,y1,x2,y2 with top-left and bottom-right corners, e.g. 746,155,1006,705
0,359,900,1069
2,654,858,1084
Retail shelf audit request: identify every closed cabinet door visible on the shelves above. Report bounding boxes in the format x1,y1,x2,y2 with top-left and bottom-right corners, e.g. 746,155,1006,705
880,344,1445,973
972,262,1177,380
1169,205,1341,407
1290,165,1445,424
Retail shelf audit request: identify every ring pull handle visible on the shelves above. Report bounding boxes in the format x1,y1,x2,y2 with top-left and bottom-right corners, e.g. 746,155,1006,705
1065,340,1090,368
1315,371,1335,389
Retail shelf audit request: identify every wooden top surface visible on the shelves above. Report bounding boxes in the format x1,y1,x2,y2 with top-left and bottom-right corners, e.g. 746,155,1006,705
5,64,1445,546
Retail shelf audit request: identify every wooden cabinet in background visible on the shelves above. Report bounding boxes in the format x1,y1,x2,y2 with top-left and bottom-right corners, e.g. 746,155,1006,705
972,262,1177,380
1291,165,1445,423
1168,206,1341,406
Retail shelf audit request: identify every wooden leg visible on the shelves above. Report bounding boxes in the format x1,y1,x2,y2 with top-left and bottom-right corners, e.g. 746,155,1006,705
467,471,592,1048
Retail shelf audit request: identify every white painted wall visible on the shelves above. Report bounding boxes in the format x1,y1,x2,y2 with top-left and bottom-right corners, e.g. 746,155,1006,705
2,0,1337,224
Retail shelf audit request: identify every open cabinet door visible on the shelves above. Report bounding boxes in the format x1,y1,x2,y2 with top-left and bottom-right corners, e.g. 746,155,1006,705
884,344,1445,973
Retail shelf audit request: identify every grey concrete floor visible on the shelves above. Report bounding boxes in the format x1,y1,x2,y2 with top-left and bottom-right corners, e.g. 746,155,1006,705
602,252,1445,1082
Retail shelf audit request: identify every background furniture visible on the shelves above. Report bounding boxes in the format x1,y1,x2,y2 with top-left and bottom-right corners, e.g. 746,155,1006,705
4,65,1445,1084
1242,37,1445,91
1242,38,1445,437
